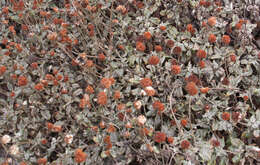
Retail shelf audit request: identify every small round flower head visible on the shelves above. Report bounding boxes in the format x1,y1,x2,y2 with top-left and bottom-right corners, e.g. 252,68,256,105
154,45,162,52
171,65,181,75
180,140,190,149
207,16,217,26
152,101,165,114
185,82,198,96
148,55,160,65
166,40,174,48
140,78,152,88
196,49,207,59
222,112,230,121
97,91,107,105
208,33,216,43
74,148,87,163
173,46,182,55
136,41,146,52
222,35,231,45
153,132,166,143
143,31,152,40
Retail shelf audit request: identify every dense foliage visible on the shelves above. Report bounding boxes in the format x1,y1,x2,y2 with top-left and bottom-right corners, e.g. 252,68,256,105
0,0,260,164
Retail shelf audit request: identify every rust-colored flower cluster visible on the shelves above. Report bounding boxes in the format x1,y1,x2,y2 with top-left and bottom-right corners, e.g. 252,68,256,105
148,55,160,65
97,91,107,105
153,132,166,143
74,148,87,163
100,77,115,88
185,82,198,96
152,101,165,114
140,78,152,88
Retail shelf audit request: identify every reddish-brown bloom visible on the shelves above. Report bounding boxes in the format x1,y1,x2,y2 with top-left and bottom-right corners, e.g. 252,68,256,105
97,91,107,105
98,53,106,61
180,119,188,127
196,49,207,59
0,66,6,75
143,31,152,40
208,34,216,43
152,101,165,113
199,60,206,68
136,41,146,52
173,46,182,55
166,40,174,48
140,78,152,88
104,135,111,144
180,140,190,149
74,149,87,163
85,85,94,94
171,65,181,75
185,82,198,96
153,132,166,143
30,62,38,69
167,136,174,144
159,25,166,31
100,77,114,88
230,54,236,62
85,60,94,68
154,45,162,52
18,75,28,86
41,139,47,145
222,112,230,121
113,90,121,100
186,24,193,33
222,35,230,45
208,16,217,26
148,56,160,65
107,124,116,133
34,83,44,91
200,87,209,94
37,158,47,165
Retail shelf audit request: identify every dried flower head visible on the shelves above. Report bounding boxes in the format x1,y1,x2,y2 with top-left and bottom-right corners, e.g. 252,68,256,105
97,91,107,105
144,86,156,96
148,55,160,65
153,132,166,143
208,34,216,43
230,54,236,62
140,78,152,88
0,66,7,75
113,90,121,99
34,83,44,91
152,101,165,114
222,112,230,121
167,136,174,144
222,35,231,45
136,41,146,52
134,100,142,110
185,82,198,96
180,140,190,149
37,158,47,165
207,16,217,26
143,31,152,40
199,60,206,68
18,75,28,86
154,45,162,52
166,40,174,48
196,49,207,59
74,149,87,163
173,46,182,55
171,65,181,75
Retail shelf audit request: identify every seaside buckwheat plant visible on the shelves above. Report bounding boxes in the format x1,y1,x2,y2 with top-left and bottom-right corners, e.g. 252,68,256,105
0,0,259,164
